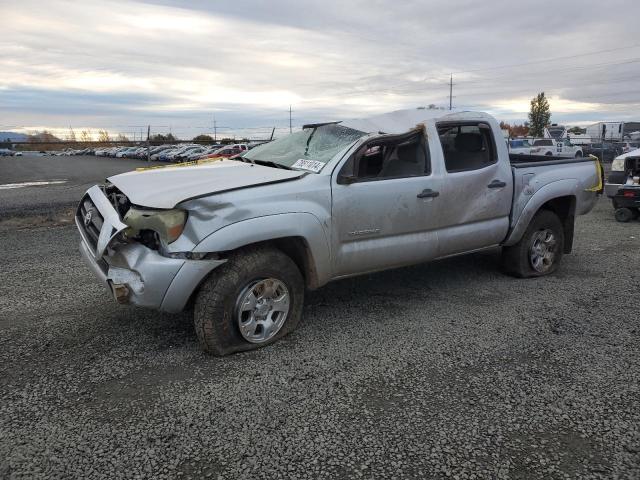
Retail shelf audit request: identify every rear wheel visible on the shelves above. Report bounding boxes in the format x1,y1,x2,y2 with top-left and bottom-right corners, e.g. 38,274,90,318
615,207,634,223
575,151,583,158
194,247,304,355
503,210,565,278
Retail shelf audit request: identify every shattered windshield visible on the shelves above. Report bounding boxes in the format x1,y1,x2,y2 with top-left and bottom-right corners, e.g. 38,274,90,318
242,124,366,172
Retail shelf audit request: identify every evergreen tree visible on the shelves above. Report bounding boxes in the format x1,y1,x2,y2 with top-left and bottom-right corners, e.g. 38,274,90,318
528,92,551,137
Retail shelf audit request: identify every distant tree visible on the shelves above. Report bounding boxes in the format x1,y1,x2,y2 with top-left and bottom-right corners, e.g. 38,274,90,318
499,121,530,138
25,130,62,151
80,130,92,142
568,126,586,135
27,130,61,143
511,124,530,137
193,134,214,143
116,134,130,142
67,128,76,142
528,92,551,137
97,129,111,142
150,133,177,143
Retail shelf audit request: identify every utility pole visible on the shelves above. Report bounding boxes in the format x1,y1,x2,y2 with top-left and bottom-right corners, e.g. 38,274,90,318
146,125,151,162
270,127,275,141
449,74,454,111
289,105,292,134
213,114,217,143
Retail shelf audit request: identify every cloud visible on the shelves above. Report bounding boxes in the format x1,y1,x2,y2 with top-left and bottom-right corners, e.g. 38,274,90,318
1,0,640,137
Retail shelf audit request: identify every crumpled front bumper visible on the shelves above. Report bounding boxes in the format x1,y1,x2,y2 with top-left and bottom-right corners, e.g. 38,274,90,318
76,186,225,313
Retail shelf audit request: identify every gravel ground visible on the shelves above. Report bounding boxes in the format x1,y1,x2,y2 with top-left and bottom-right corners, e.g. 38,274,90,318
0,189,639,478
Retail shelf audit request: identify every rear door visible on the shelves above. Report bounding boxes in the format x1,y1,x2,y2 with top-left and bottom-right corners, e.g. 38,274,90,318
434,121,513,256
331,131,443,277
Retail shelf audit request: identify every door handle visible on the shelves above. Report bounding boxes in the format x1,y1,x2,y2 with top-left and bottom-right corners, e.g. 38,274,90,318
487,180,507,188
417,189,439,198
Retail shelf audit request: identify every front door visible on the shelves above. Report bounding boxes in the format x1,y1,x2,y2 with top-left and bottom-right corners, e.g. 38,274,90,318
331,131,443,278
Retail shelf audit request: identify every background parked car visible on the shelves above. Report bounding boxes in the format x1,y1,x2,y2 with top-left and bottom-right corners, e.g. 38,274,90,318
173,145,206,162
201,145,244,160
508,139,532,155
621,142,640,154
582,143,622,162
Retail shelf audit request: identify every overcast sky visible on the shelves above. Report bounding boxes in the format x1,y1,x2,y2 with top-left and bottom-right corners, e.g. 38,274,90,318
2,0,640,139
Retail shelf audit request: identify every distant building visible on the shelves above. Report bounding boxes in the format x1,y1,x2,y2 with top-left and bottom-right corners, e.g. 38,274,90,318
585,121,640,142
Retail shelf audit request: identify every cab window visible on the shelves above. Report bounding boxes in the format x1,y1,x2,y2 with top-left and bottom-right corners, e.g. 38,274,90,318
339,132,429,182
437,123,497,172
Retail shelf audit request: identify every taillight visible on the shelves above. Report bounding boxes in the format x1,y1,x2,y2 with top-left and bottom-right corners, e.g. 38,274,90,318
623,191,636,198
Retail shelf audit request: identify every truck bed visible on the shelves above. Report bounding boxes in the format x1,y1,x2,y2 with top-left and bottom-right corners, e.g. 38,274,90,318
508,154,601,236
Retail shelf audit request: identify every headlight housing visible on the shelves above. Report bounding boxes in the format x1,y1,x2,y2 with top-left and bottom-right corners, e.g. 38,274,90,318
123,208,187,244
611,158,625,172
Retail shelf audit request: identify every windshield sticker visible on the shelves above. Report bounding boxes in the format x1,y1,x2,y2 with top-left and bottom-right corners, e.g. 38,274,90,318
292,159,325,173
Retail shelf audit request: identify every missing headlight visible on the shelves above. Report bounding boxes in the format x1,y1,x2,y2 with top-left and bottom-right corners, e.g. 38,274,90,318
123,208,187,246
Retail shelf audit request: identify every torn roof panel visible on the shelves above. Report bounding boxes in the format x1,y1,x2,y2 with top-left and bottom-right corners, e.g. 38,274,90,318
341,108,493,134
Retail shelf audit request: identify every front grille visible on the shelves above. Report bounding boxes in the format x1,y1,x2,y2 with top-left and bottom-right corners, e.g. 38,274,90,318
625,158,640,176
77,195,104,251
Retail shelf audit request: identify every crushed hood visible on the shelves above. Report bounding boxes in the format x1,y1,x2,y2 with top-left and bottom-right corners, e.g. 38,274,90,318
107,159,305,209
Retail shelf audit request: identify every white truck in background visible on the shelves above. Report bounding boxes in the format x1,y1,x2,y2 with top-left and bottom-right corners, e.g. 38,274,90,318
530,138,583,158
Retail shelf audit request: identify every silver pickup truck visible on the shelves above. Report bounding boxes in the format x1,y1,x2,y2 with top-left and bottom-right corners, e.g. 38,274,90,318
76,109,601,355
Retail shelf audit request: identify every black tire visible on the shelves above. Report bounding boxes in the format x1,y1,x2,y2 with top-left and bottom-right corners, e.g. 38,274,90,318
194,246,304,356
502,210,565,278
615,208,634,223
545,151,553,156
575,151,583,158
632,208,640,220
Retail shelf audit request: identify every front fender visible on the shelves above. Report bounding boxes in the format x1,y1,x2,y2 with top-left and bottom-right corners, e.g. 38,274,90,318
503,179,578,246
193,213,332,287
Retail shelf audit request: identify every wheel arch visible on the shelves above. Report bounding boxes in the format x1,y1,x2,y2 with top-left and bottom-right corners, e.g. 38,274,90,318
538,195,576,253
193,213,331,290
172,214,330,313
505,180,578,253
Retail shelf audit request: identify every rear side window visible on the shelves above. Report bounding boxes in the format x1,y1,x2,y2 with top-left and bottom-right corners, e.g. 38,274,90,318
437,123,497,172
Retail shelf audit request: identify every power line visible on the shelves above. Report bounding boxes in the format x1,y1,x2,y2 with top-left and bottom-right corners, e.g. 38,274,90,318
451,43,640,75
456,58,640,85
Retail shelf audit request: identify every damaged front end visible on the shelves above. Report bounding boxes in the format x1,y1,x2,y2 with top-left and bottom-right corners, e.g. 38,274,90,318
76,183,225,312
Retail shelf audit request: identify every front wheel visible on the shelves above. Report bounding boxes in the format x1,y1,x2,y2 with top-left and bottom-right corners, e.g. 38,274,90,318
502,210,565,278
575,151,583,158
194,247,304,355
